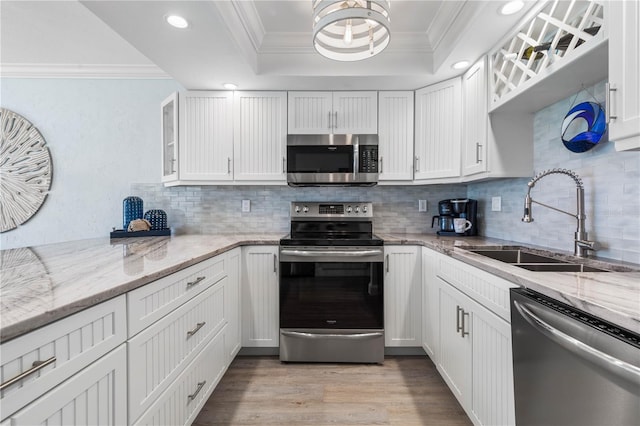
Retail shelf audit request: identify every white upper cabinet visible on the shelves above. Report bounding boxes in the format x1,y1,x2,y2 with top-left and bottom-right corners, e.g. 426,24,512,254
233,91,287,182
288,91,378,134
608,0,640,151
161,92,178,183
461,59,488,177
414,78,462,181
179,91,234,182
378,91,414,181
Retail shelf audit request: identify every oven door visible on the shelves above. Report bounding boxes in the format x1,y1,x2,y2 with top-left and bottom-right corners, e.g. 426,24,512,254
279,246,384,363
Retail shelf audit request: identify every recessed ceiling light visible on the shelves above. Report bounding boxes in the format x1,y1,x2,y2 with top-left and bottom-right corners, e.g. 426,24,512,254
500,0,524,16
223,83,238,90
452,61,470,70
165,15,189,29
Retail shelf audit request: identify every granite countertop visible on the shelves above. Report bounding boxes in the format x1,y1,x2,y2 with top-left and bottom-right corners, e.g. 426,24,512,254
1,233,639,343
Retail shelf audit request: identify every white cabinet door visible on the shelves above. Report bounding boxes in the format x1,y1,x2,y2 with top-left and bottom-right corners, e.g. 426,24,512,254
462,58,488,177
414,78,462,181
287,91,378,134
608,0,640,151
225,248,242,360
233,91,287,181
378,91,414,181
179,91,234,181
241,246,279,347
332,91,378,134
8,345,127,426
384,246,421,347
161,92,179,183
470,297,515,426
287,92,333,134
437,278,472,410
421,247,439,361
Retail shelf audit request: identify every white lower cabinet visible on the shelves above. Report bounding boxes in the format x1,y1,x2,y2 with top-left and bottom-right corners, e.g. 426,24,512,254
384,246,422,347
133,327,228,426
7,345,127,426
435,253,516,426
241,246,279,347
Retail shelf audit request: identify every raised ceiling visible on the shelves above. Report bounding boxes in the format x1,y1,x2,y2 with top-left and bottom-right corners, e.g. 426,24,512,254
1,1,535,90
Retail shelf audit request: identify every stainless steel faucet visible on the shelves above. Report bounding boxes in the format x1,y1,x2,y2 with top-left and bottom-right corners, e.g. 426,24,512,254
522,168,598,257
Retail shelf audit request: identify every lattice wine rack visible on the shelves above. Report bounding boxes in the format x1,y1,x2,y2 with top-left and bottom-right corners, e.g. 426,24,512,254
490,0,605,108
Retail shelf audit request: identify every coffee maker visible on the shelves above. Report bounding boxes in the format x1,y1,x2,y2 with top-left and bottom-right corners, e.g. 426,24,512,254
431,198,478,236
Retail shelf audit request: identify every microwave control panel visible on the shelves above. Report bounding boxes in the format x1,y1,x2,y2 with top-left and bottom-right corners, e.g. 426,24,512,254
359,146,378,173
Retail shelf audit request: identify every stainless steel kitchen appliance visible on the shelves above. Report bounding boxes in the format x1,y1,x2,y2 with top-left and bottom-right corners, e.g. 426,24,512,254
431,198,478,236
286,134,378,186
279,202,384,363
510,287,640,426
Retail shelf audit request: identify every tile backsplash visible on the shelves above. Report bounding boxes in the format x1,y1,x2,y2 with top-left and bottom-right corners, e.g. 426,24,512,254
469,81,640,264
130,184,467,236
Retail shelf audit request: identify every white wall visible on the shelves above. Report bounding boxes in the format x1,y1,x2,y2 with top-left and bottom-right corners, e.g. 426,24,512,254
1,78,182,249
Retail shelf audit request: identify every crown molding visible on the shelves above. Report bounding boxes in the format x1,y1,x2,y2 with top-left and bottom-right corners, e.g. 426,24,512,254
0,64,170,79
230,0,266,51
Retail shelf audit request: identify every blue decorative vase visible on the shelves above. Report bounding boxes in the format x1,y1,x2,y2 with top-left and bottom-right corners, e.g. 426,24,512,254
123,196,143,229
143,209,168,230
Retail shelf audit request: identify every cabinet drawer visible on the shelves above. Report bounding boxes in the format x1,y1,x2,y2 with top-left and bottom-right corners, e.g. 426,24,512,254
133,326,228,426
0,296,126,421
437,256,517,322
6,345,127,426
128,278,227,422
128,254,228,337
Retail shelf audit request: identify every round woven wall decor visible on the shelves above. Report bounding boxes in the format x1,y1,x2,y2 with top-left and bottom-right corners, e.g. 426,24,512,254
0,108,53,232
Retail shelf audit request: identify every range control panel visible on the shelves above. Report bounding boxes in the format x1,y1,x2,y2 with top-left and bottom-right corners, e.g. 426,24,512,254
290,202,373,220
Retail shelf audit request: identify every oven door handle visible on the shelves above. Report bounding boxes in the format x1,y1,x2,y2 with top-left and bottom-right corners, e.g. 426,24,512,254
280,249,383,258
281,331,384,340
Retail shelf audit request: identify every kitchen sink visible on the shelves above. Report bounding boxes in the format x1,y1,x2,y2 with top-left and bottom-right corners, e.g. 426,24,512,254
468,249,566,264
466,247,613,272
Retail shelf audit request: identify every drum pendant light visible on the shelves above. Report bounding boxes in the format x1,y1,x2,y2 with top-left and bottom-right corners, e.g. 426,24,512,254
312,0,391,61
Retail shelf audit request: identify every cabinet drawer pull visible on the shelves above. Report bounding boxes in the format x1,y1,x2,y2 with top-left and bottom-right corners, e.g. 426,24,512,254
461,310,470,337
606,82,617,123
186,276,206,288
456,305,463,334
187,380,207,402
186,322,206,338
0,356,56,391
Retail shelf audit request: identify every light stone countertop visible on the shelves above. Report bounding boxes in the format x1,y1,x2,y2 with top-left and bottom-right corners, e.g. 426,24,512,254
1,233,639,343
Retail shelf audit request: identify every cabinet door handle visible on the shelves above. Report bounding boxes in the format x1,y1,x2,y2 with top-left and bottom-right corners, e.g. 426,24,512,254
227,157,232,174
328,111,332,129
334,111,338,129
379,157,383,173
475,142,482,163
282,157,286,173
606,82,617,123
0,356,57,391
186,276,206,289
414,156,420,172
186,322,206,338
461,310,470,337
187,380,207,402
456,305,463,334
385,254,389,272
273,254,278,273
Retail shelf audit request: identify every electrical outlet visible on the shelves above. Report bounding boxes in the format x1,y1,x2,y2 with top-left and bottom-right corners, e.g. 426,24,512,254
491,196,502,212
418,200,427,212
242,199,251,212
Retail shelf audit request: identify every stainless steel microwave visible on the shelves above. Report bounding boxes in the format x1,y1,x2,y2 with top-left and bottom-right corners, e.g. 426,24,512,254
286,134,378,186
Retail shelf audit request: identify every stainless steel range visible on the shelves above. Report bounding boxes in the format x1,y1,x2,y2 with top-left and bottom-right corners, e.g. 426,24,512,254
279,202,384,363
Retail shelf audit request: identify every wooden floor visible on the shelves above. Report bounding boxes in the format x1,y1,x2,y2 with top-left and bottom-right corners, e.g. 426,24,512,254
193,356,472,426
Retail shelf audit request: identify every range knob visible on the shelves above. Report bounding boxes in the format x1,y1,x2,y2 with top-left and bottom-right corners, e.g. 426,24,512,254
363,205,368,213
355,206,360,213
295,205,301,213
346,206,353,213
303,206,309,213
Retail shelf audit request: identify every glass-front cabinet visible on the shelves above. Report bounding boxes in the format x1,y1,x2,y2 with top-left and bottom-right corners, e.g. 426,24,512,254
161,92,178,182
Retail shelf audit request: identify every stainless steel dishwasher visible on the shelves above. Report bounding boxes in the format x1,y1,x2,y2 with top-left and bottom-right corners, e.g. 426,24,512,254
510,288,640,426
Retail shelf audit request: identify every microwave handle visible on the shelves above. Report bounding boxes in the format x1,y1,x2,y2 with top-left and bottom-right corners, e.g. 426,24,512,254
353,136,359,178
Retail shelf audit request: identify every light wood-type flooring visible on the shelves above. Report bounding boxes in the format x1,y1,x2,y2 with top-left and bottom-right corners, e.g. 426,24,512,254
193,356,472,426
